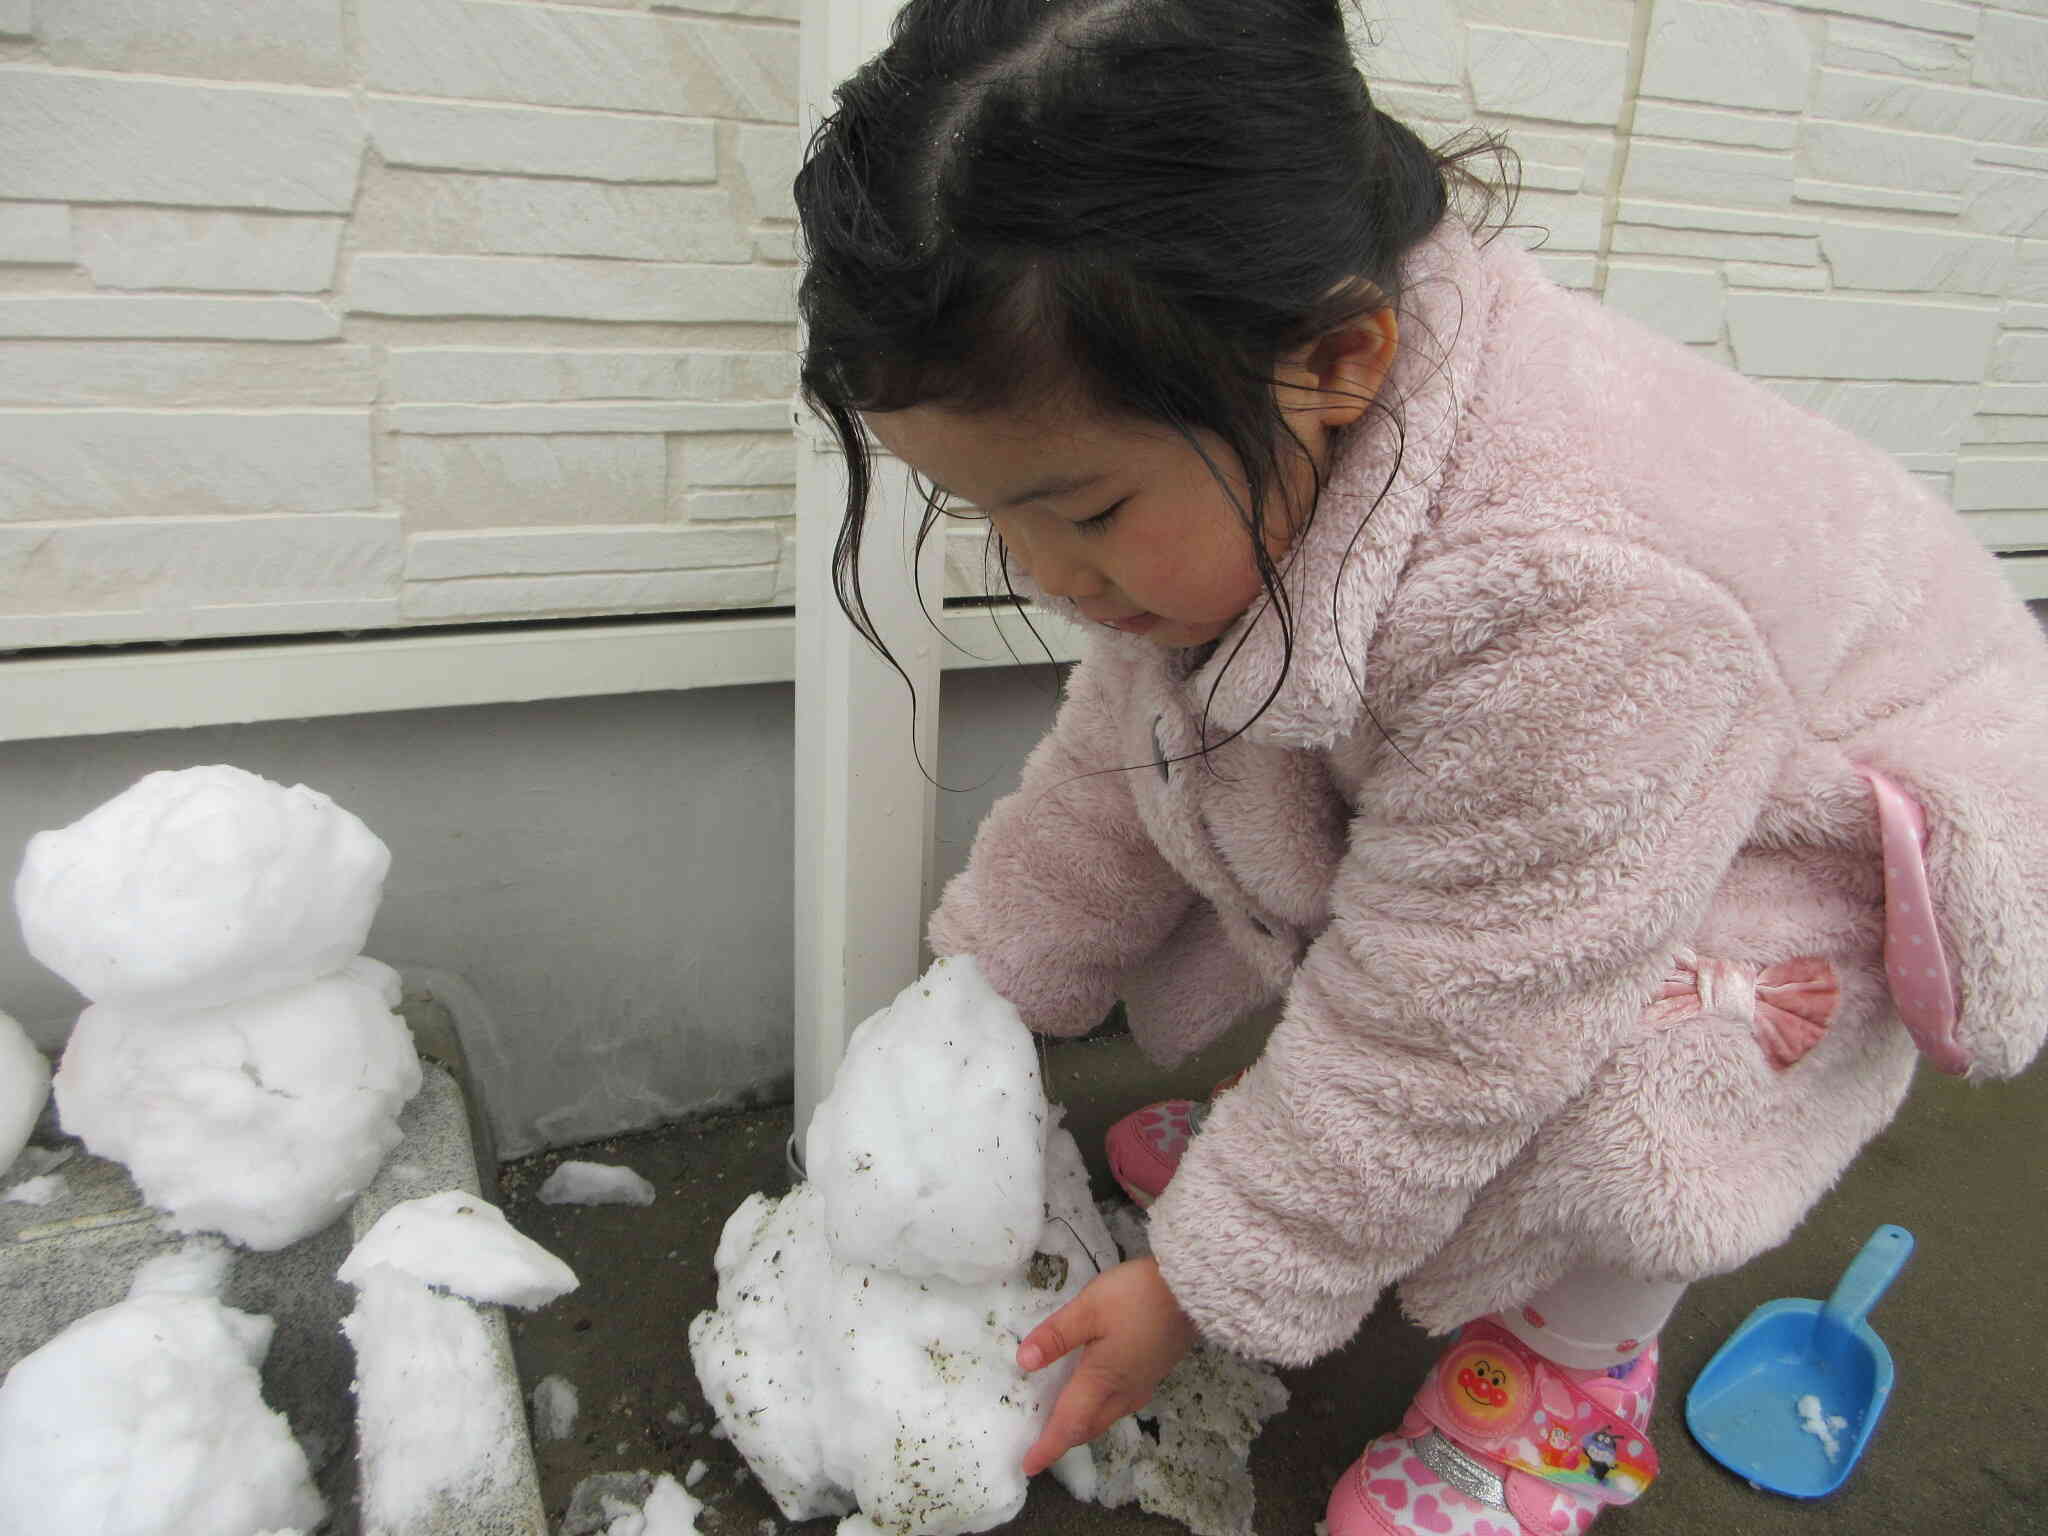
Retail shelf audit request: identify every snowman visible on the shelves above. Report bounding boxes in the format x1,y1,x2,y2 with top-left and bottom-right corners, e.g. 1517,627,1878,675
14,764,422,1250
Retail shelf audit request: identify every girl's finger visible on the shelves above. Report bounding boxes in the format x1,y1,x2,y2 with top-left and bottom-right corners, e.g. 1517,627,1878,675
1021,1370,1122,1476
1016,1298,1094,1372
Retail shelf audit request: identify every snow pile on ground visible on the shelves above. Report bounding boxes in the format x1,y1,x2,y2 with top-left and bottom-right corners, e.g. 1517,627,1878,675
534,1373,580,1441
1061,1341,1290,1536
690,956,1116,1536
561,1472,708,1536
340,1191,579,1531
0,1237,324,1535
17,765,423,1249
0,1007,48,1173
1,1171,63,1205
340,1188,579,1308
540,1158,658,1206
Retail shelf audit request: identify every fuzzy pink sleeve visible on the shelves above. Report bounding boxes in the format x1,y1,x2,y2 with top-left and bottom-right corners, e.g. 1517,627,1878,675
1148,540,1783,1365
928,653,1196,1036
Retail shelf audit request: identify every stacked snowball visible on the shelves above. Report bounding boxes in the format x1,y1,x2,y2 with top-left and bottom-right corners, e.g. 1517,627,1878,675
15,765,422,1249
689,955,1119,1536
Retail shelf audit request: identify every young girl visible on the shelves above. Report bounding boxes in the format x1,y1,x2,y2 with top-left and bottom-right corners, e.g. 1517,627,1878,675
794,2,2048,1532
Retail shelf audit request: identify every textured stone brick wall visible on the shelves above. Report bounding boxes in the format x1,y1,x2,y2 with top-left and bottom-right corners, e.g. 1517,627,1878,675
2,1,2043,652
1364,0,2047,559
0,0,802,648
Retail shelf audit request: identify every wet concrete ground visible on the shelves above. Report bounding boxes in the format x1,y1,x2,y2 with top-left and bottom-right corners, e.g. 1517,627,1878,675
499,1022,2046,1535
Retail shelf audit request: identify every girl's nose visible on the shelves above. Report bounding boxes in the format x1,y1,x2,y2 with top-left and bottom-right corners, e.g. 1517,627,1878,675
1019,531,1102,600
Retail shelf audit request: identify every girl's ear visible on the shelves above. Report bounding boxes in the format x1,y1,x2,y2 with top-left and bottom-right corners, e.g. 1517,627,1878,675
1280,309,1400,431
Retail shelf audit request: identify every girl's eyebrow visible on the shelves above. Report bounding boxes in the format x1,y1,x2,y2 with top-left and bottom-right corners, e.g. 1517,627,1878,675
931,471,1107,510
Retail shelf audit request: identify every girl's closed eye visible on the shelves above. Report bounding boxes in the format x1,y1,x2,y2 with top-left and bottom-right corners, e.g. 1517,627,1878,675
1073,499,1126,535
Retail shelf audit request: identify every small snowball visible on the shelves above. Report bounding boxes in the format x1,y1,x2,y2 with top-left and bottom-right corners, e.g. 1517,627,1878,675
16,765,390,1013
0,1291,324,1535
53,958,421,1250
1,1172,62,1206
0,1007,50,1173
340,1188,578,1309
1796,1393,1849,1461
806,955,1048,1285
685,1459,708,1488
343,1266,522,1530
596,1474,705,1536
532,1374,579,1441
539,1159,658,1207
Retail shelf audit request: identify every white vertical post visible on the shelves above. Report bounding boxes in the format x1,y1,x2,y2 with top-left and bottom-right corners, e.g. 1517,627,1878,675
793,0,939,1164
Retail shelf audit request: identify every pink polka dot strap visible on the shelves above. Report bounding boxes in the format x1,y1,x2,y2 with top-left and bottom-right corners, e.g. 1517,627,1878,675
1858,766,1968,1077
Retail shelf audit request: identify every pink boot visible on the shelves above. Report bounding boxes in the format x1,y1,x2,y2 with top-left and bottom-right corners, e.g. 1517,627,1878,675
1103,1071,1247,1206
1326,1319,1660,1536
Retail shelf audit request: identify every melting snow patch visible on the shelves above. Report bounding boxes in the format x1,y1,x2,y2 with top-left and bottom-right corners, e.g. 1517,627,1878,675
1,1171,62,1206
533,1373,580,1441
541,1159,658,1206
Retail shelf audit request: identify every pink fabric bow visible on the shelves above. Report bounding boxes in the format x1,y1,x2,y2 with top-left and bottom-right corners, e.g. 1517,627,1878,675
1649,948,1839,1070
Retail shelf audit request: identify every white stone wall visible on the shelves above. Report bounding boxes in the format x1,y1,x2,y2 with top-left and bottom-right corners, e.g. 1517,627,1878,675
3,0,2045,651
1363,0,2047,565
1,0,803,648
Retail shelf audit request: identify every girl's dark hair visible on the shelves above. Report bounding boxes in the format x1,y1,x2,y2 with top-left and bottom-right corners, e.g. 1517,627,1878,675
795,0,1513,743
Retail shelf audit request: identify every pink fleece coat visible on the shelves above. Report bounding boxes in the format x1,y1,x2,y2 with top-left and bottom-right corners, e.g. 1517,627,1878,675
927,218,2048,1366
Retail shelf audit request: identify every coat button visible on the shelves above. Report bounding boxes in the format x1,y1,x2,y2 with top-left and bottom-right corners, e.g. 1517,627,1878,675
1152,715,1169,782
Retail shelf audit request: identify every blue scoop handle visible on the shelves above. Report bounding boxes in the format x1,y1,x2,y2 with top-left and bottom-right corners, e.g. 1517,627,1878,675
1822,1224,1915,1334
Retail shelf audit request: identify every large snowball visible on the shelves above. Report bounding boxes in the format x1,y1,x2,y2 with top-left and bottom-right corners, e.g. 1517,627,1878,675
0,1290,325,1536
16,765,391,1012
55,957,422,1250
805,956,1047,1285
0,1007,49,1174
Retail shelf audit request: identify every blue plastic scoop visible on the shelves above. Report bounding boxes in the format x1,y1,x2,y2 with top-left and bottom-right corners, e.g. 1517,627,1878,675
1685,1224,1914,1497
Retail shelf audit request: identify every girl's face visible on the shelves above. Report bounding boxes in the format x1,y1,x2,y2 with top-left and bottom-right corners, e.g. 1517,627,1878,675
868,399,1306,649
862,321,1396,650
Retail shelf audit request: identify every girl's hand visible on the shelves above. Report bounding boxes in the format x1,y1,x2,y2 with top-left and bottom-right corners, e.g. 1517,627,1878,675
1015,1255,1197,1476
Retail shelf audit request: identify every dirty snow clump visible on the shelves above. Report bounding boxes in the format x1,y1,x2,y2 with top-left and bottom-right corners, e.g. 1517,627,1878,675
0,1237,324,1535
20,766,423,1250
0,1007,49,1174
691,955,1115,1536
540,1158,658,1206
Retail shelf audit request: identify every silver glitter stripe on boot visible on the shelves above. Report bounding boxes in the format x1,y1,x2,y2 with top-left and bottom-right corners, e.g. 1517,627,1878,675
1412,1430,1509,1510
